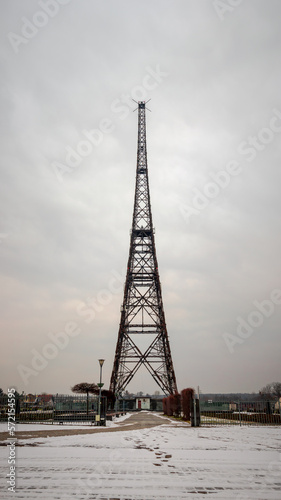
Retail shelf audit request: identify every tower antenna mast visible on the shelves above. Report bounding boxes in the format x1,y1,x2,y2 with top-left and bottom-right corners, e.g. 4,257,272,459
110,101,177,396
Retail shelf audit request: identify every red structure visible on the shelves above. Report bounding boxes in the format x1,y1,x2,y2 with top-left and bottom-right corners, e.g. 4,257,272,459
110,101,178,396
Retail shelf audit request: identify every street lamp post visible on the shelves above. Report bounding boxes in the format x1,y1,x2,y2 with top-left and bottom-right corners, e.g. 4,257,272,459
97,359,105,425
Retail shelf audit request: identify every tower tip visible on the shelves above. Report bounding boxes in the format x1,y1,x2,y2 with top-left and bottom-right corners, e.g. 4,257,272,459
132,99,151,111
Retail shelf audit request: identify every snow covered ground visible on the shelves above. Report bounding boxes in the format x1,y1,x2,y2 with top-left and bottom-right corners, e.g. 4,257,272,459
1,414,281,499
0,412,132,434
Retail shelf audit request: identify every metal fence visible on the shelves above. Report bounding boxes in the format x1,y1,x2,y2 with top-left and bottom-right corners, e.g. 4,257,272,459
1,394,280,426
0,394,107,424
53,394,106,423
199,400,281,426
115,397,164,412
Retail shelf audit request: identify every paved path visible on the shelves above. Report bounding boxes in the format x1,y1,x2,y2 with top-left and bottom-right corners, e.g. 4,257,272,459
0,412,172,442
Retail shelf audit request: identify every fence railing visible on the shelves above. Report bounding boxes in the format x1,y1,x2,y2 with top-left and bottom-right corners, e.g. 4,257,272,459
1,394,280,426
115,398,163,412
199,400,281,426
163,392,281,426
0,394,107,424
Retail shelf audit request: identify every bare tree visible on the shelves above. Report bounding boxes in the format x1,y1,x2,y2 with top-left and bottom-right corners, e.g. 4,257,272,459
259,382,281,401
71,383,98,416
271,382,281,400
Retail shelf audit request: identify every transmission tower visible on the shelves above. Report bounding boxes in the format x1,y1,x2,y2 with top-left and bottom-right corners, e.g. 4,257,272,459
110,101,178,396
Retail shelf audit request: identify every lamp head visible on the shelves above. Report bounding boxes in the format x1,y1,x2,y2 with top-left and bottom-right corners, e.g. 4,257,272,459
98,359,105,367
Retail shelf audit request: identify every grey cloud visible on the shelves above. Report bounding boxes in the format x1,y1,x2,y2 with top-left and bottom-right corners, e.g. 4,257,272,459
0,0,280,395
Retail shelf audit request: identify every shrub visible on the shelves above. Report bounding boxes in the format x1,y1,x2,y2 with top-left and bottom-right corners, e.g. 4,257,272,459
181,388,194,420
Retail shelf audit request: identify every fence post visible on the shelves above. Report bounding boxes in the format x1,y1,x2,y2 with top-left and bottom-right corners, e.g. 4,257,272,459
15,395,20,422
196,398,200,427
238,402,241,427
191,395,200,427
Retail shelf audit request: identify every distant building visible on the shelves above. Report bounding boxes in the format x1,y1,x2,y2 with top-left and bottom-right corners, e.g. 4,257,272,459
136,397,150,410
37,394,53,408
275,398,281,412
25,394,36,403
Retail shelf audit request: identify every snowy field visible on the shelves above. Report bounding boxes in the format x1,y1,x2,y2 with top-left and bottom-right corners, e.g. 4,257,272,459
0,412,132,434
1,414,281,500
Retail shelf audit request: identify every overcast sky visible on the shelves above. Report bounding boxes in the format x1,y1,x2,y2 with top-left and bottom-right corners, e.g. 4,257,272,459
1,0,280,396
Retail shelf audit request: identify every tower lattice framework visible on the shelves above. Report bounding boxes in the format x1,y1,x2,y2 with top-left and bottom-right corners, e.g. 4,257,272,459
110,101,177,396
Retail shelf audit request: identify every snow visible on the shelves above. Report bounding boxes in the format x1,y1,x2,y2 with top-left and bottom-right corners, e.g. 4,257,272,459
0,412,132,434
1,414,281,499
